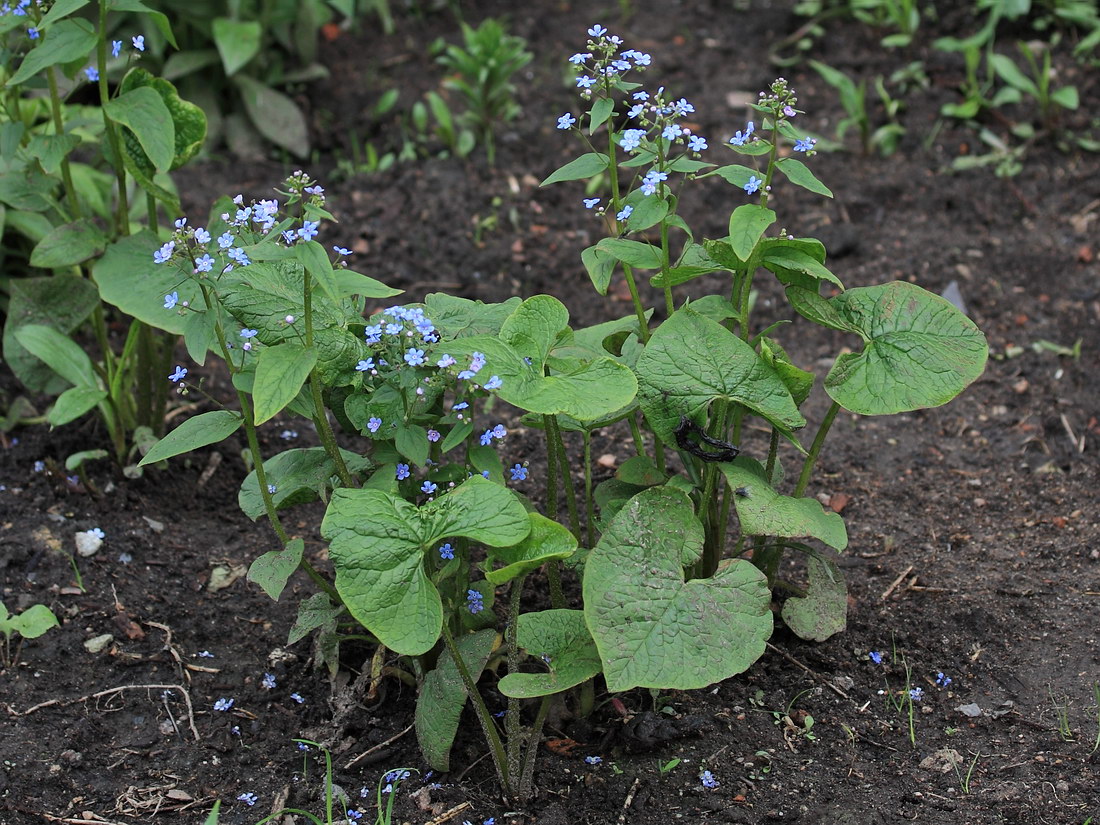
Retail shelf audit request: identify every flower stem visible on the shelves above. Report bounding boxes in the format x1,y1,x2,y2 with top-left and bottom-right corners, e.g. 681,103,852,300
794,400,841,498
546,414,581,542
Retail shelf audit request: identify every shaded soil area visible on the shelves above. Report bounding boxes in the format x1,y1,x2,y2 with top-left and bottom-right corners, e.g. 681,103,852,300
3,1,1100,824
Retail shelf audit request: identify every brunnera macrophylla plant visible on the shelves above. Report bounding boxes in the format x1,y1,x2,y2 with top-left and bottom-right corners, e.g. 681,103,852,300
129,26,987,805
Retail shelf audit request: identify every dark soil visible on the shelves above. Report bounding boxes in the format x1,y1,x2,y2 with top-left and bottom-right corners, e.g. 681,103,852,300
3,2,1100,824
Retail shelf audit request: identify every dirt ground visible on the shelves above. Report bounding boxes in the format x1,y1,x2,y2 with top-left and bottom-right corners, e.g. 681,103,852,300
2,1,1099,824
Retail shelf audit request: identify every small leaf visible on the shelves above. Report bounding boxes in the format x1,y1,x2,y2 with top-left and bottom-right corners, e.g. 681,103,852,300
581,243,616,295
138,410,242,465
103,87,175,173
781,553,847,641
238,447,372,520
48,385,107,426
415,629,497,771
294,240,341,304
13,324,97,388
498,610,602,698
233,74,309,158
762,246,842,289
541,152,610,186
727,204,777,262
485,512,577,585
775,157,833,197
287,592,343,645
29,219,107,268
596,237,663,269
8,19,96,85
252,344,318,426
212,17,261,76
589,97,615,133
6,603,59,640
394,423,430,467
334,269,402,298
248,538,304,601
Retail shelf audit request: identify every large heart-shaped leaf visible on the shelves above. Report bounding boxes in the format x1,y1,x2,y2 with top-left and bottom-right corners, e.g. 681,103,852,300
238,447,373,520
636,307,804,447
484,512,577,585
95,231,195,334
321,476,529,655
823,281,988,414
498,609,602,698
416,629,497,771
719,458,847,550
781,552,847,642
583,487,772,691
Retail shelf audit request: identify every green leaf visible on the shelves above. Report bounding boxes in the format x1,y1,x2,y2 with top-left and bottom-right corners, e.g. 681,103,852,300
8,19,96,86
238,447,372,520
107,0,177,48
540,152,610,186
181,307,217,366
762,245,842,289
233,74,309,158
287,592,343,645
394,423,430,467
781,553,847,641
775,157,833,197
635,307,804,448
294,240,341,304
581,243,616,295
13,324,97,388
786,285,863,333
615,455,665,487
334,269,402,299
321,476,529,655
760,337,814,406
3,603,59,640
498,610,602,698
596,237,663,269
37,0,90,28
94,232,193,334
823,281,989,414
415,629,496,771
583,487,772,691
25,134,80,176
138,410,243,465
1051,85,1078,110
440,419,473,452
118,68,207,174
252,344,318,426
485,512,577,585
248,539,304,601
2,276,98,394
29,219,107,269
104,87,175,174
65,449,107,471
589,97,614,132
710,164,760,189
989,54,1039,97
48,385,107,426
727,204,777,262
623,191,669,232
719,458,847,550
212,17,262,76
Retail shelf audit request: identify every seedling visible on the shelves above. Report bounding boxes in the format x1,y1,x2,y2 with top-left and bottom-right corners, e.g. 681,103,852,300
658,757,681,775
0,602,59,666
1049,687,1075,742
954,749,983,794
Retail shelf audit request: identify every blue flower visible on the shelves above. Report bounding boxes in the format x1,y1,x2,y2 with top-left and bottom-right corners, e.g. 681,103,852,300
587,24,607,37
483,375,502,390
436,353,456,368
909,687,924,702
27,27,39,39
367,417,382,433
688,135,708,152
620,129,645,152
213,697,234,711
585,755,602,765
729,121,755,146
217,232,233,249
237,792,257,806
89,527,105,539
633,91,649,101
575,75,595,89
632,52,651,66
936,672,952,687
557,113,577,130
569,52,591,64
298,743,311,751
492,424,507,440
132,35,145,52
195,254,214,273
261,673,276,689
280,429,298,440
227,247,251,266
240,329,258,339
616,204,633,222
628,103,645,118
365,324,383,344
673,98,694,115
481,470,491,479
347,812,362,821
583,198,601,209
194,227,211,244
784,105,797,118
297,220,319,241
404,348,426,367
84,66,99,82
700,770,719,789
661,124,682,141
439,543,454,560
267,484,277,495
111,40,122,57
744,175,763,195
467,589,485,614
453,402,469,411
396,464,411,481
164,292,179,310
356,358,375,372
793,137,817,152
510,464,528,482
168,365,187,383
480,430,494,446
869,651,884,664
290,693,304,704
385,322,402,336
153,241,175,264
333,245,352,256
421,480,437,494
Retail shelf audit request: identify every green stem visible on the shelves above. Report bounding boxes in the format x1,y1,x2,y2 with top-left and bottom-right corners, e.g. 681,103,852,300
621,264,651,344
582,430,594,548
764,427,780,483
793,400,841,498
44,67,80,219
628,412,645,457
505,576,525,782
546,415,581,541
97,0,128,234
544,416,559,521
441,625,511,794
659,218,674,315
517,695,552,802
303,270,354,487
699,400,730,576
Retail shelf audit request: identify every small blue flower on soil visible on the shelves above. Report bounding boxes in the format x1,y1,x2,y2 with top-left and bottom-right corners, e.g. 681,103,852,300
439,543,455,560
744,175,763,195
585,756,602,765
616,205,633,222
89,527,105,539
290,693,304,704
164,292,179,310
492,424,507,440
168,366,187,383
700,770,719,789
280,430,297,440
367,417,382,433
237,792,257,806
936,672,952,687
909,687,924,701
396,464,411,481
467,589,485,614
510,464,528,482
347,811,362,821
213,698,234,711
34,460,46,472
557,113,576,129
421,480,438,494
198,650,214,658
869,651,884,664
262,673,276,689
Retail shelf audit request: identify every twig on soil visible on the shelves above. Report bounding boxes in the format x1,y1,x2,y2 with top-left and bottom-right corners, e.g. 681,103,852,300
765,642,851,700
343,723,414,769
7,684,200,741
145,620,188,684
424,802,472,825
617,777,642,825
196,451,223,490
880,565,914,601
1059,414,1086,454
163,401,202,424
14,812,130,825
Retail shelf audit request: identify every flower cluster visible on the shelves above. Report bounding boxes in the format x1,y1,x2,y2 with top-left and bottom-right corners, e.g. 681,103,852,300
466,589,485,614
700,770,719,789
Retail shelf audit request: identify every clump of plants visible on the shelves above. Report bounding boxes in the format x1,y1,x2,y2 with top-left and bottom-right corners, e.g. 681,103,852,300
132,23,987,805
